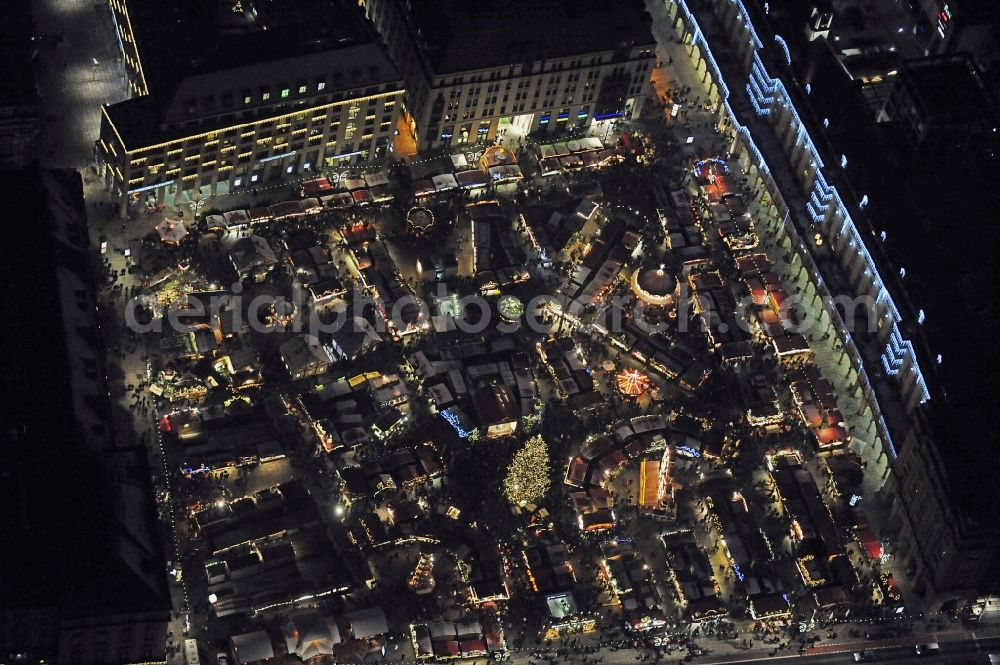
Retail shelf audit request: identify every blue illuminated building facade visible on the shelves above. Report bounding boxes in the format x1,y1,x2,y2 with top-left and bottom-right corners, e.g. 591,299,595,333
661,0,998,609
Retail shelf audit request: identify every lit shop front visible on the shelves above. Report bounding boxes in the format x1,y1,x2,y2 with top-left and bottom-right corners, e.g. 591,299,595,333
638,447,677,521
541,592,599,639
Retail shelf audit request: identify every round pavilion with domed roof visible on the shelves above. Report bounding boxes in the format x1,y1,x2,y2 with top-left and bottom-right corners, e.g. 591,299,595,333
631,264,678,306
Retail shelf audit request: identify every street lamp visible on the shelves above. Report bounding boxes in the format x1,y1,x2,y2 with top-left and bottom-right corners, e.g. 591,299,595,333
189,198,206,215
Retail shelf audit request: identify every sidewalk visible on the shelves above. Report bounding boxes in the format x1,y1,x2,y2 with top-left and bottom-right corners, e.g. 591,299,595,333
644,7,731,158
97,223,194,660
500,617,1000,665
31,0,129,169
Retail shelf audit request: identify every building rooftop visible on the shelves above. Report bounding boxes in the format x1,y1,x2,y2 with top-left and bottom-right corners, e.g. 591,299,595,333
632,266,677,305
801,46,1000,525
472,383,518,427
721,0,1000,529
0,0,38,107
896,54,996,124
103,96,159,151
104,36,402,150
404,0,655,74
0,166,170,618
124,0,376,99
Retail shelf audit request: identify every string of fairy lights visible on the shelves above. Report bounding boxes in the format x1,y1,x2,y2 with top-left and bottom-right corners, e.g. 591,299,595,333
149,355,192,634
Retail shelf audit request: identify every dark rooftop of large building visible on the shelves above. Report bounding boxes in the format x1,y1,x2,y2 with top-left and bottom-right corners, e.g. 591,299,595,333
404,0,655,74
0,0,39,106
800,44,1000,526
895,54,996,123
0,166,170,618
124,0,375,98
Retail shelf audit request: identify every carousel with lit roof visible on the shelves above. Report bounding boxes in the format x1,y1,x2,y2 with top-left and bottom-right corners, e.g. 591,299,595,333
615,369,651,397
405,206,435,237
630,264,679,323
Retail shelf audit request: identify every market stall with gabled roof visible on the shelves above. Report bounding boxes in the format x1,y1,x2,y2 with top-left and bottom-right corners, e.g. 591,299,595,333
343,174,367,191
223,208,251,228
488,165,523,182
432,173,459,192
412,178,436,198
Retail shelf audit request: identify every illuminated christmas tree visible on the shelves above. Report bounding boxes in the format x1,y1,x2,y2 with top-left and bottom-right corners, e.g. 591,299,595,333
407,553,435,595
504,435,551,505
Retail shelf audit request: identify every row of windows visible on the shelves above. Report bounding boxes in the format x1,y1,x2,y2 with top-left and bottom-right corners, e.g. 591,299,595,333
169,93,397,136
115,18,135,47
126,100,395,165
438,54,632,88
166,140,381,190
436,105,593,140
441,91,598,123
124,127,391,184
444,67,618,103
182,75,390,116
109,0,137,49
434,60,648,122
435,50,654,93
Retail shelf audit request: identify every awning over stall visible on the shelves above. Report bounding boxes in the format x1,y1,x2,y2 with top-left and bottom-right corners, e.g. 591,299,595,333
432,173,459,191
456,170,489,189
412,178,435,197
488,165,523,182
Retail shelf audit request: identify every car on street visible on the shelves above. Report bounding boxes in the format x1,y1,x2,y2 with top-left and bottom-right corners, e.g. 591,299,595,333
216,654,229,665
853,649,875,662
914,642,939,656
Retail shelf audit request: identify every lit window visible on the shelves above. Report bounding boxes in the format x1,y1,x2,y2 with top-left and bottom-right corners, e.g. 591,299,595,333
317,82,326,91
234,177,242,187
304,162,311,170
286,165,294,173
262,92,271,101
251,174,259,182
281,89,290,99
298,85,307,94
243,95,251,105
